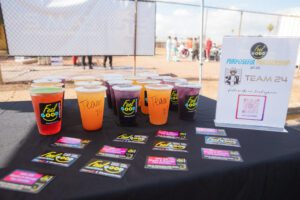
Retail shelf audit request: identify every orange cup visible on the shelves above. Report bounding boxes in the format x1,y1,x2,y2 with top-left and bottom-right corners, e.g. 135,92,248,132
145,84,173,125
75,86,107,131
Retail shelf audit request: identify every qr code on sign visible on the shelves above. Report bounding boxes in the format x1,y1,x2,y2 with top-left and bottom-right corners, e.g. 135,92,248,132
236,95,266,121
242,98,260,114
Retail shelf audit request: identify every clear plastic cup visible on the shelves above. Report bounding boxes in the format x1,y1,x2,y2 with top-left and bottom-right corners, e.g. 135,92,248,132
41,76,66,87
32,79,64,88
75,86,107,131
125,76,145,85
113,85,142,126
163,78,188,111
150,76,173,81
138,72,159,79
136,79,161,114
72,76,96,83
74,81,102,87
175,83,201,121
102,77,124,109
145,84,173,125
30,87,64,135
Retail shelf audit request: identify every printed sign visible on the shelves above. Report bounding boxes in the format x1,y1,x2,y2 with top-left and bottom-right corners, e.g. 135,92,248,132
52,137,91,149
145,156,188,171
153,141,188,152
113,134,148,144
0,169,55,193
97,145,137,160
156,130,187,140
202,148,243,162
80,158,130,178
215,37,299,132
39,101,61,125
205,136,241,147
195,127,227,136
120,98,138,118
32,151,80,167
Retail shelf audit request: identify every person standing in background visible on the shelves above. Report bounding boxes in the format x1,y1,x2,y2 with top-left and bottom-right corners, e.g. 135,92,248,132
172,37,179,62
192,38,199,61
103,56,113,69
72,56,78,66
205,38,212,61
82,56,93,69
166,36,172,62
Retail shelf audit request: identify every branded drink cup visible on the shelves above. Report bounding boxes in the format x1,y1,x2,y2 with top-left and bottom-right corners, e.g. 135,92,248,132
74,81,102,87
113,85,142,126
32,79,64,88
41,76,66,88
163,78,188,111
30,87,64,135
175,83,201,120
107,80,133,114
75,86,107,131
136,80,161,114
125,76,144,85
145,84,173,125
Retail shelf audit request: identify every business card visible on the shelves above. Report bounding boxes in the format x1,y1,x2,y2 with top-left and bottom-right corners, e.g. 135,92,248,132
205,136,241,147
32,151,81,167
156,130,187,140
0,169,55,193
195,127,227,136
113,134,148,144
80,158,130,178
153,141,188,153
52,136,91,149
96,145,137,160
145,156,188,171
201,148,243,162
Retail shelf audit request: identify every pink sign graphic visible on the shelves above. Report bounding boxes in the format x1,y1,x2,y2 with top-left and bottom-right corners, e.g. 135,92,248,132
100,145,127,155
147,156,176,166
3,170,42,185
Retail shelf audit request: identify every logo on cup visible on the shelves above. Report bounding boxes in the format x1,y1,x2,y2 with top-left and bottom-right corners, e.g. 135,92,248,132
121,99,137,116
185,95,198,112
170,89,178,104
250,42,268,59
40,102,61,124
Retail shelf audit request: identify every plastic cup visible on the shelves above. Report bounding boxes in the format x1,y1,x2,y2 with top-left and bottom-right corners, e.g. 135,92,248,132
138,72,159,79
175,83,201,121
163,78,188,111
72,76,96,83
30,87,64,135
75,86,107,131
74,81,102,87
113,85,142,126
136,80,161,114
107,80,133,114
145,84,173,125
102,76,124,109
125,76,145,85
42,76,66,87
32,79,64,88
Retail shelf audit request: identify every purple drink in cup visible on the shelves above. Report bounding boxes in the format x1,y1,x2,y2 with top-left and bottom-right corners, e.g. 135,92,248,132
113,85,141,126
176,82,201,120
163,78,187,111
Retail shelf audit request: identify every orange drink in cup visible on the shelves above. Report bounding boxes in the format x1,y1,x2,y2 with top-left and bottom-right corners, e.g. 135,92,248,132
75,86,107,131
145,84,173,125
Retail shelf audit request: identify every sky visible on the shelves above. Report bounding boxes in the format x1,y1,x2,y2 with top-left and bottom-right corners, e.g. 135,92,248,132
155,0,300,44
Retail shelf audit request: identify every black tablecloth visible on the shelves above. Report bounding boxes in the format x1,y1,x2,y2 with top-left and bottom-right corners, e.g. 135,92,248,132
1,96,300,200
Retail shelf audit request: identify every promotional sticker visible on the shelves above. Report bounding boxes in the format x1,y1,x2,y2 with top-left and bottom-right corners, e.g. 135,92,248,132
156,130,187,140
195,127,227,136
113,134,148,144
80,158,130,178
97,145,137,160
205,136,241,147
0,169,55,193
32,151,80,167
201,148,243,162
51,137,91,149
153,141,188,153
145,156,188,171
39,101,61,125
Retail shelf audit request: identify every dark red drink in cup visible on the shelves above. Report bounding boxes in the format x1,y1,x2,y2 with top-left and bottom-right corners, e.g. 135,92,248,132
163,78,187,111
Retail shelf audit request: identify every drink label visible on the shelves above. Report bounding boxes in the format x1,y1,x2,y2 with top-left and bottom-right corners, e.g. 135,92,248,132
0,169,55,193
170,89,178,105
97,145,137,160
80,158,130,178
113,134,148,144
145,156,188,171
39,101,61,125
205,136,241,147
32,151,80,167
144,90,148,106
184,95,199,113
120,98,138,118
196,127,227,136
153,141,188,153
202,148,243,162
156,130,187,140
51,136,91,149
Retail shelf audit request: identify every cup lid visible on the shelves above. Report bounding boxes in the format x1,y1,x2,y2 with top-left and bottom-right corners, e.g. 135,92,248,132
151,76,172,80
75,86,107,93
100,74,124,81
33,78,62,83
145,84,173,90
175,82,202,89
136,79,161,84
163,77,188,83
112,84,142,91
138,72,159,78
107,79,132,85
30,87,64,95
72,76,96,81
74,81,102,87
125,76,145,81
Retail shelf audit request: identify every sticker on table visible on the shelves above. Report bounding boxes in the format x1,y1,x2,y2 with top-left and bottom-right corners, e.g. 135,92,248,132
201,148,243,162
80,158,130,179
145,156,188,171
236,95,266,121
195,127,227,136
156,130,187,140
0,169,55,194
153,141,188,153
32,151,80,167
51,136,91,149
205,136,241,147
113,133,148,144
96,145,137,160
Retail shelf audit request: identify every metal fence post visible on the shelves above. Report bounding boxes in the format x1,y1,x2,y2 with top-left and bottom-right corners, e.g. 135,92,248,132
238,11,243,36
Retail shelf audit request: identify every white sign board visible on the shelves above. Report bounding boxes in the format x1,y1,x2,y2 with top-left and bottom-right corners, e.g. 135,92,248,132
1,0,155,56
215,36,299,132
